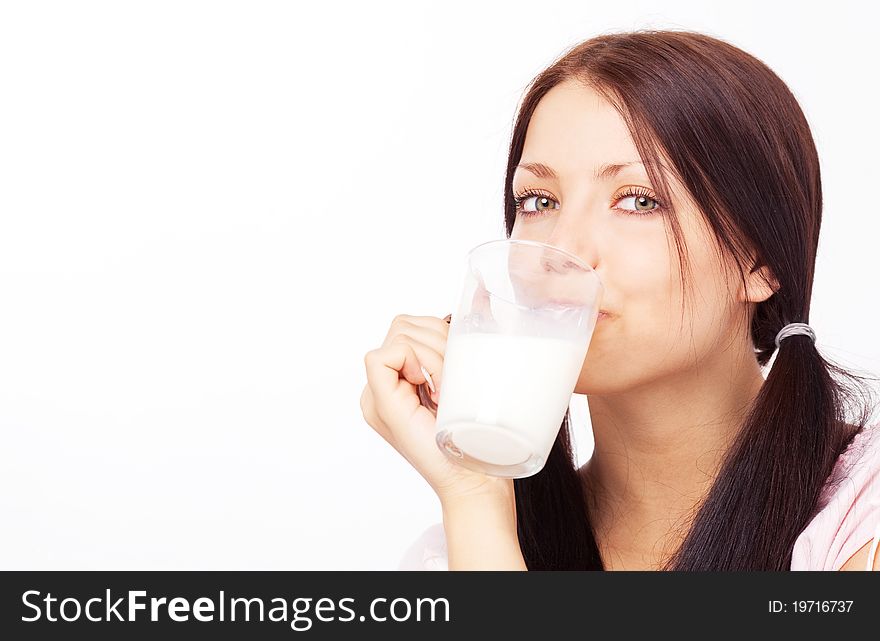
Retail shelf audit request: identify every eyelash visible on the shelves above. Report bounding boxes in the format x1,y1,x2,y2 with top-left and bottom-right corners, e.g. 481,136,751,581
511,186,663,218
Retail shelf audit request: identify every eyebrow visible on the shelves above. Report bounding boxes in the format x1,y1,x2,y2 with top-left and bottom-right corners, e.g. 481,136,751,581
515,161,653,180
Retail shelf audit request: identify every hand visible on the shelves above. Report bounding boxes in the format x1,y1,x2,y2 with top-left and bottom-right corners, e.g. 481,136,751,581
360,314,514,505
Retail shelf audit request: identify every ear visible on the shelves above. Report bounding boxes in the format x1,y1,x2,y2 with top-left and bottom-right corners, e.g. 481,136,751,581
741,261,779,304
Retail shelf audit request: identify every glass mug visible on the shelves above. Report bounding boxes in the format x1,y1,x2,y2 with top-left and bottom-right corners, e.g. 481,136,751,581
419,239,604,479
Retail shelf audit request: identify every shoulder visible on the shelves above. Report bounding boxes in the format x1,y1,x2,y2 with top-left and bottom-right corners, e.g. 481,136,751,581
396,523,448,571
791,423,880,571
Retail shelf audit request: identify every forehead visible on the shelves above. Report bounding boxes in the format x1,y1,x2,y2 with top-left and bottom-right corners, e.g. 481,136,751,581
519,80,640,177
516,80,717,252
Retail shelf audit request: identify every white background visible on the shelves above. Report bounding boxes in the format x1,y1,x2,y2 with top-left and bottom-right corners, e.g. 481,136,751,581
0,0,877,569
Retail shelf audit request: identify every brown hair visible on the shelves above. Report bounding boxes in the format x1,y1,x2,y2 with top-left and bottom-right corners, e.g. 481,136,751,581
506,30,878,570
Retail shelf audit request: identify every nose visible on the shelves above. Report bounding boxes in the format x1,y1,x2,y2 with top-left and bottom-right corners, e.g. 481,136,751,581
529,248,601,313
541,227,600,274
540,252,588,274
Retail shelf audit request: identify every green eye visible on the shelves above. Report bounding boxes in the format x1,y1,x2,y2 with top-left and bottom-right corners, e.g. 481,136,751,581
616,194,659,213
612,187,662,217
512,189,559,218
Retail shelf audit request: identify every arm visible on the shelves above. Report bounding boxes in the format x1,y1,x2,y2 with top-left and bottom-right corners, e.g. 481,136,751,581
440,489,528,571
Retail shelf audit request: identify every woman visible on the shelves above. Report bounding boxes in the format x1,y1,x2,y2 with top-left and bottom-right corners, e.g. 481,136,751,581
360,30,880,570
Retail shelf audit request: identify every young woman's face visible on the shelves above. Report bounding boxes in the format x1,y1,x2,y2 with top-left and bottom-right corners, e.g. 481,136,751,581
510,79,772,394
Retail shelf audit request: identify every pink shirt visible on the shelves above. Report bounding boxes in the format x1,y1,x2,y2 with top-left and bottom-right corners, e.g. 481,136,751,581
790,422,880,570
399,423,880,571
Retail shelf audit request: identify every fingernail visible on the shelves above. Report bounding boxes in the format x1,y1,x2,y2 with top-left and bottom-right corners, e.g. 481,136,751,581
419,365,436,394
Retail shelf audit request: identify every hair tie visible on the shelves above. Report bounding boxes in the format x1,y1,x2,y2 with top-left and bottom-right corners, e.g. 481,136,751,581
774,322,816,349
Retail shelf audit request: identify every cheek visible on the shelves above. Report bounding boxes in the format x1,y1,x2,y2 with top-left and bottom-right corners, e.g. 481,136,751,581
604,226,678,316
572,239,726,394
574,312,691,394
572,281,684,395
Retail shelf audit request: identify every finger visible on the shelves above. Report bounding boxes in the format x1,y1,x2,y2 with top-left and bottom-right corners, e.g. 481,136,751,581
363,344,447,472
388,335,445,396
381,322,448,356
361,383,418,466
365,340,440,424
386,314,451,341
389,333,445,398
365,343,443,460
359,384,393,443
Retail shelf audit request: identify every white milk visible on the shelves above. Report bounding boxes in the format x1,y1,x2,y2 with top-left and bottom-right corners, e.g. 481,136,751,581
435,331,588,467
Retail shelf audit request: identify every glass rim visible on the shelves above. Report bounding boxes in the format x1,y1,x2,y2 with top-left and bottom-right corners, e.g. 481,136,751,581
466,238,598,276
463,238,603,308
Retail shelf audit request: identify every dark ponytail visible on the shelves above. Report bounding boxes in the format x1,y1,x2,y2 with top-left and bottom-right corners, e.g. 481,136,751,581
509,30,878,570
668,334,874,570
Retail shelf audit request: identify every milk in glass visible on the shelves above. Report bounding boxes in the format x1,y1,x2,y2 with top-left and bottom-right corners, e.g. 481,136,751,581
434,331,587,468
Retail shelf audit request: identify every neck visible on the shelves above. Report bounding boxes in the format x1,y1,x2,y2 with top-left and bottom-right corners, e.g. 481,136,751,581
579,341,765,566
